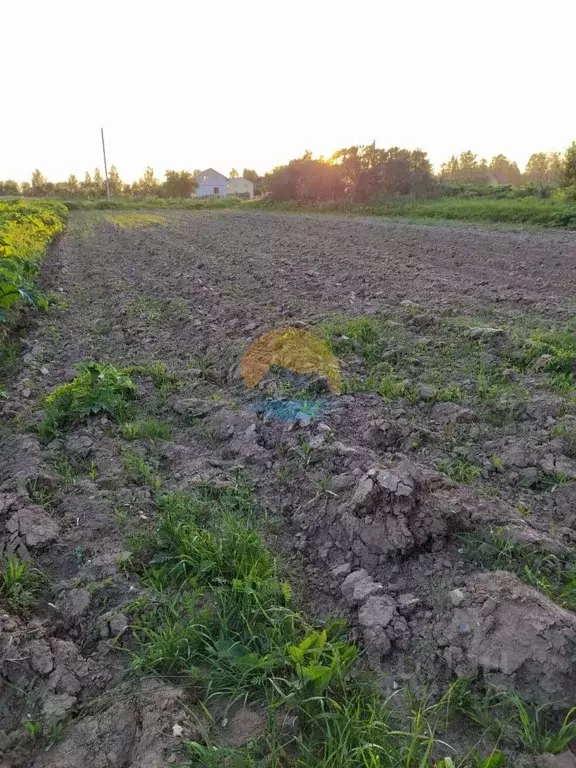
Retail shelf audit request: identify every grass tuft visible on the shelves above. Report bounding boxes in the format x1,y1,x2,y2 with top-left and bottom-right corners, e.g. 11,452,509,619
0,555,45,615
122,419,173,441
437,458,482,484
121,446,161,488
448,678,576,756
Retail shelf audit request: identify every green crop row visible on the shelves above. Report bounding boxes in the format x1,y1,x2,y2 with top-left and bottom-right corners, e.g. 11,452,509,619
0,199,67,323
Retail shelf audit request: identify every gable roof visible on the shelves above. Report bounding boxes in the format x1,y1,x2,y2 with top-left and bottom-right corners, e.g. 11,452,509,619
196,168,227,181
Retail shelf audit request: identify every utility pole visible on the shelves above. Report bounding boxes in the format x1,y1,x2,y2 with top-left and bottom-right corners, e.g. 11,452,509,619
101,128,111,201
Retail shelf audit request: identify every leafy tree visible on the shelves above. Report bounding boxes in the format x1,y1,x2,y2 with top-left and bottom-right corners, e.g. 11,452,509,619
30,169,49,196
242,169,259,183
548,152,563,185
0,180,19,195
242,168,263,195
524,153,551,184
108,165,123,196
81,172,93,196
66,174,79,195
93,168,104,196
439,155,460,180
229,168,239,178
134,167,160,196
439,151,489,183
269,154,344,202
489,154,521,185
162,170,198,198
524,152,563,186
561,142,576,187
331,144,433,200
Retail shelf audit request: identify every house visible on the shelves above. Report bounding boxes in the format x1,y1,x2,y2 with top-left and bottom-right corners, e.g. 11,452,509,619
193,168,254,199
194,168,228,197
227,177,254,199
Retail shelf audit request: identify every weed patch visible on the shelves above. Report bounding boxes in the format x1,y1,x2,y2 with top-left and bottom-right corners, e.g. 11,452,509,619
0,555,45,615
319,311,576,419
448,678,576,756
26,477,57,507
38,362,135,438
104,213,165,228
126,295,187,324
460,531,576,610
125,361,181,393
551,418,576,458
128,478,465,766
437,458,482,484
120,446,161,488
122,419,173,441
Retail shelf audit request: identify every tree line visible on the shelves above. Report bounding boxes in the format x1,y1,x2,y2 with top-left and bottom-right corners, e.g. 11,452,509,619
1,145,575,201
0,167,265,199
267,143,576,202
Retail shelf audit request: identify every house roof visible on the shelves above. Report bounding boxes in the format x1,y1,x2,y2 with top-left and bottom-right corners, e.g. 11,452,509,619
196,168,227,181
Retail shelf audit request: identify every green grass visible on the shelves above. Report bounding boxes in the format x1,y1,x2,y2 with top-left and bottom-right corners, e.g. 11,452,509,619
38,361,136,438
40,194,576,230
26,477,56,506
124,479,576,765
0,555,45,615
253,196,576,230
448,679,576,756
551,418,576,458
128,478,469,767
125,361,181,393
122,419,173,441
319,310,576,419
436,458,482,484
120,446,161,488
61,196,247,212
126,294,187,324
459,531,576,610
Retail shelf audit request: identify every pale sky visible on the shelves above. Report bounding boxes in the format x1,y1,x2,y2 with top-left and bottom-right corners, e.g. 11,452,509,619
3,0,575,182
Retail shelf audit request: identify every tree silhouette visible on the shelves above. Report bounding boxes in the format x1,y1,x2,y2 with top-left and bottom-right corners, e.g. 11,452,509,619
93,168,104,195
30,169,49,195
162,170,198,198
108,165,123,196
561,142,576,187
489,155,521,185
135,167,160,196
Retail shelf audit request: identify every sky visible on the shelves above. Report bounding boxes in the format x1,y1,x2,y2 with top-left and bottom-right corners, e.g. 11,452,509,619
3,0,576,183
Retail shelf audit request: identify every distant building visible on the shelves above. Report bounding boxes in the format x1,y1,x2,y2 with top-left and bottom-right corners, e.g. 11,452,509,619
194,168,228,197
194,169,254,199
226,177,254,199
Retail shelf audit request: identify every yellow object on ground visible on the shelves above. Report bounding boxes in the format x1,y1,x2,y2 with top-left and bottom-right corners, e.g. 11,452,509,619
240,327,341,393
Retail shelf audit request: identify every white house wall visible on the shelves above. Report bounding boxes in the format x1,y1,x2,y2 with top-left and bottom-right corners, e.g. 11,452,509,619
227,178,254,198
195,169,228,197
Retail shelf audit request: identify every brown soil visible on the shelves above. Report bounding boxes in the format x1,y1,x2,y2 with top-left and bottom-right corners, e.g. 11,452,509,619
1,210,576,766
